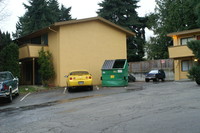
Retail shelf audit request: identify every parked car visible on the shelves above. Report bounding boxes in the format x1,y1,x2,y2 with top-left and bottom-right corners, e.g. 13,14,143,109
66,70,93,92
128,73,136,82
0,71,19,102
145,69,166,82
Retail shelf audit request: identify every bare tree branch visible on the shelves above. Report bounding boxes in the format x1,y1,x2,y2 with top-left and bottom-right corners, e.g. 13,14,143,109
0,0,9,22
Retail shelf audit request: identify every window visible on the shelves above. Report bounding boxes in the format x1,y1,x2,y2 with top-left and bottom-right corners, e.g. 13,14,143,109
181,37,195,45
41,34,48,45
181,60,193,71
31,36,41,44
7,73,14,80
30,34,48,45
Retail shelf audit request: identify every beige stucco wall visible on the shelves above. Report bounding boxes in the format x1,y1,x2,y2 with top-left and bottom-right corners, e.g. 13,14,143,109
19,44,49,59
19,45,29,59
56,20,127,86
174,58,194,80
168,45,193,58
172,35,195,46
48,28,60,86
169,33,199,81
174,60,180,80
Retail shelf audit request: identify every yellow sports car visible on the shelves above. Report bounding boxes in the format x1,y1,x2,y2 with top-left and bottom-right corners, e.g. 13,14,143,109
66,70,93,92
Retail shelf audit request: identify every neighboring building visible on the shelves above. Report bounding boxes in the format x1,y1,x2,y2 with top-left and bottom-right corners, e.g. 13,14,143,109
15,17,135,86
168,28,200,80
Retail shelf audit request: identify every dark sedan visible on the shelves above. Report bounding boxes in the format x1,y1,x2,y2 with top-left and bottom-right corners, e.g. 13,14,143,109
145,69,166,82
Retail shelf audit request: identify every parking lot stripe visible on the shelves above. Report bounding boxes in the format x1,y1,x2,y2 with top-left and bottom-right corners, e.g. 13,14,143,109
20,92,31,101
63,87,67,94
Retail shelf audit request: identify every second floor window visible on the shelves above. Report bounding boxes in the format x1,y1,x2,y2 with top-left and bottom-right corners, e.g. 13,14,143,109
181,37,195,45
181,60,193,71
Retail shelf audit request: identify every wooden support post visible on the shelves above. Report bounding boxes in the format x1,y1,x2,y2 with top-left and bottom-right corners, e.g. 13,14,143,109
33,58,35,85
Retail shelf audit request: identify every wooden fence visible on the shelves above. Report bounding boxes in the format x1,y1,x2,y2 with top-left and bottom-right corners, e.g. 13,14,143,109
129,59,174,81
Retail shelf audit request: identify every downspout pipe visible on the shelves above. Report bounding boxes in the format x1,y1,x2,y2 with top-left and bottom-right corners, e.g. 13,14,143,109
48,27,57,33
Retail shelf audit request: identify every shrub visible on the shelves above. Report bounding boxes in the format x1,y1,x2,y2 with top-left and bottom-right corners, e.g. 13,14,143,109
188,65,200,85
37,47,55,86
187,40,200,85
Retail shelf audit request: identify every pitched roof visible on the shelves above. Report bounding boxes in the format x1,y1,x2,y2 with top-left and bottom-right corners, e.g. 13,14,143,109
167,28,200,37
15,17,135,42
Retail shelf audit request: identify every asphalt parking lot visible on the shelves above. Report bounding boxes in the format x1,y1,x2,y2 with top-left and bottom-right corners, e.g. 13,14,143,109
1,81,200,133
0,82,143,109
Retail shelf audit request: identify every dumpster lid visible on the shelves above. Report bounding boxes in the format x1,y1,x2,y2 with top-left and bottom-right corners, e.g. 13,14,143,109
102,60,115,70
102,59,127,70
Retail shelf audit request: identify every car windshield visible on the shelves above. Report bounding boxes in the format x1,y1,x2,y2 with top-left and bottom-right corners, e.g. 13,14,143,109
70,71,89,75
0,73,8,81
149,70,158,74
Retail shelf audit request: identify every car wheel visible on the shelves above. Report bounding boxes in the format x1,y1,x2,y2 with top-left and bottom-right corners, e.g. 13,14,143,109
87,86,93,91
145,79,149,82
16,93,19,96
7,89,13,103
90,86,93,91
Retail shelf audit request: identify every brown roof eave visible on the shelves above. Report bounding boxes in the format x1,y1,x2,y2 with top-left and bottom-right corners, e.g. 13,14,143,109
14,25,56,42
15,17,135,42
167,28,200,37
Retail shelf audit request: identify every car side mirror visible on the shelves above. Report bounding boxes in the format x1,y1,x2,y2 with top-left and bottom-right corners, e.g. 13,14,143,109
14,77,19,81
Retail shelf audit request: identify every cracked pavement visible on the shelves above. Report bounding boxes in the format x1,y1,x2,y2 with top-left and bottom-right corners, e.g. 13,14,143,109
0,81,200,133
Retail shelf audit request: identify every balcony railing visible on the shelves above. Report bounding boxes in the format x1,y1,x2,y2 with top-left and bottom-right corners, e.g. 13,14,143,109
168,45,193,58
19,44,49,59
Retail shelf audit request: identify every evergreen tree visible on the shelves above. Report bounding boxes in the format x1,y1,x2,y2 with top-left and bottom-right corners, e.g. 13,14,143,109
146,0,200,59
0,30,13,72
194,1,200,27
13,12,30,38
59,4,72,21
97,0,147,62
48,1,72,22
0,43,20,77
0,30,12,50
13,0,72,38
48,0,60,23
23,0,51,33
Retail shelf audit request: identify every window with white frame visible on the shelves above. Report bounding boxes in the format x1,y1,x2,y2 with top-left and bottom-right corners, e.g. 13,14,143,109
181,60,193,71
181,37,195,45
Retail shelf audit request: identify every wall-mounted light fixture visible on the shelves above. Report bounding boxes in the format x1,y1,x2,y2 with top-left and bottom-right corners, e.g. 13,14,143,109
172,35,177,40
194,58,198,62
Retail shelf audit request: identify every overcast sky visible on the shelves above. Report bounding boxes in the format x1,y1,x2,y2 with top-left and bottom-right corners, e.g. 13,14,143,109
0,0,156,36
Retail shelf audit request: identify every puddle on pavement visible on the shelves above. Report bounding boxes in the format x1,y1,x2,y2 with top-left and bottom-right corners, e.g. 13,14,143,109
126,87,143,92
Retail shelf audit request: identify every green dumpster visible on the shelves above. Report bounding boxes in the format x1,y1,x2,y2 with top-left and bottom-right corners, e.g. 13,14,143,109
101,59,128,87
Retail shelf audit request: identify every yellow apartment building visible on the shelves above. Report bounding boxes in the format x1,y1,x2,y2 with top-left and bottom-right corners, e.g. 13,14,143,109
15,17,135,86
168,28,200,80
